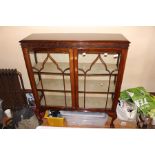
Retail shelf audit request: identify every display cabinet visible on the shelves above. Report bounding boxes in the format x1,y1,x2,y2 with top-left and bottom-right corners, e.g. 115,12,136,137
20,33,130,122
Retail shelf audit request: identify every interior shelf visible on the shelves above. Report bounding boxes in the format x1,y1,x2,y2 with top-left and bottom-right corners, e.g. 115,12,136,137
37,79,71,91
40,94,112,109
37,78,115,93
40,94,72,107
33,62,118,75
79,95,113,109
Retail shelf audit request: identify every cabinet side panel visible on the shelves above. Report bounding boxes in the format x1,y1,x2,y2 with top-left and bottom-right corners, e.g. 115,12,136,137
21,47,41,118
113,49,128,113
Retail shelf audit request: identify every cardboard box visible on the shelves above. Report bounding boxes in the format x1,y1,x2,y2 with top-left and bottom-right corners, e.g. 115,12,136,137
113,118,137,128
44,111,64,127
103,116,112,128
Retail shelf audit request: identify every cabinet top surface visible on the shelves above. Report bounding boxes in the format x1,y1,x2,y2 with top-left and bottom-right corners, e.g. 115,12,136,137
20,33,129,42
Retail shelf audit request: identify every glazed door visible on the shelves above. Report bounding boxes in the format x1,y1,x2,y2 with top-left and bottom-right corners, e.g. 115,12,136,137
74,49,120,111
29,49,75,110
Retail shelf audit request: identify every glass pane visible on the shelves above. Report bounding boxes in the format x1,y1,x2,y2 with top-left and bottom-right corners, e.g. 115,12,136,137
30,52,72,107
40,92,72,107
79,93,113,109
78,52,119,110
30,53,70,74
78,53,118,74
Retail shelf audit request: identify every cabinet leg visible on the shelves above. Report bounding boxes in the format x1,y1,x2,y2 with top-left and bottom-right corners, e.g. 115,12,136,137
110,114,117,128
33,108,42,122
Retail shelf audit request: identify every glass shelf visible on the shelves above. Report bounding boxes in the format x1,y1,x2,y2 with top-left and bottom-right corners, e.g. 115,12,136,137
40,93,113,109
36,78,115,93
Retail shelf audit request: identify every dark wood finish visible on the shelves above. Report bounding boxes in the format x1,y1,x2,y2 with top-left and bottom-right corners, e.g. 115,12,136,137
113,49,128,112
33,72,118,76
20,33,130,50
34,52,38,63
22,48,41,119
150,92,155,96
20,33,130,124
73,48,79,109
20,42,129,50
24,89,32,93
69,49,76,109
20,33,129,41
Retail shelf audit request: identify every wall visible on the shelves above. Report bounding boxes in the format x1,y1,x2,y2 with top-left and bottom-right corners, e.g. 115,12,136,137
0,26,155,91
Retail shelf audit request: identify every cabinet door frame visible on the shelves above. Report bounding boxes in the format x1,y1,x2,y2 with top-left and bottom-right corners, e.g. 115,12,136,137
22,47,41,119
23,48,76,112
73,48,127,117
69,49,76,109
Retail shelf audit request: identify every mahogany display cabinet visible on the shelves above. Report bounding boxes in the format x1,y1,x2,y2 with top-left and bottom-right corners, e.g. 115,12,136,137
20,33,130,122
